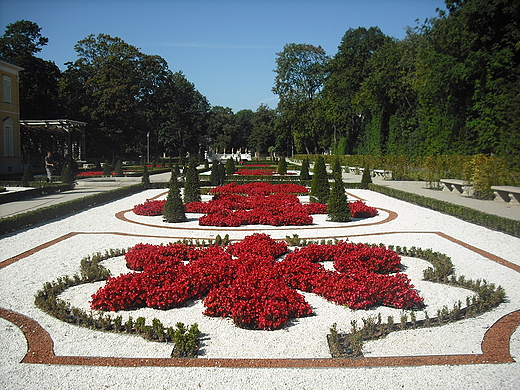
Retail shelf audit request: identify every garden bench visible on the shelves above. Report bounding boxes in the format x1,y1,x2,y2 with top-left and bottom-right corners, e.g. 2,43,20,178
373,169,392,179
440,179,472,194
490,186,520,203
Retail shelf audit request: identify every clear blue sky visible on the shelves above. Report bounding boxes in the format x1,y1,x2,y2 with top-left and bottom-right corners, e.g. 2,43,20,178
1,0,446,113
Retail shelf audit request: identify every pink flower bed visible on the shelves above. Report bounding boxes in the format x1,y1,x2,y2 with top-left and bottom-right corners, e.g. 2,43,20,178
91,234,424,330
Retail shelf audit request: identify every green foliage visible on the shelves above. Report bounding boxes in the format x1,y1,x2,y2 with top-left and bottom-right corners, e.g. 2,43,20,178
170,322,201,358
225,158,236,175
60,162,76,185
114,159,123,177
277,156,287,175
327,176,351,222
210,161,225,186
0,184,144,235
163,173,187,223
310,156,330,203
360,166,372,189
183,162,201,203
331,156,342,179
141,164,150,188
21,163,34,186
370,183,520,238
102,160,111,177
299,157,311,181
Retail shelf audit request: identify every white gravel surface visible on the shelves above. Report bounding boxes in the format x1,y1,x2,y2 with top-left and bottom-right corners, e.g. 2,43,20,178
1,188,519,389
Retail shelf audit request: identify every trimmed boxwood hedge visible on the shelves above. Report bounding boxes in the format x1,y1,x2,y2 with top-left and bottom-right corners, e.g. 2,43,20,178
369,183,520,238
0,184,144,236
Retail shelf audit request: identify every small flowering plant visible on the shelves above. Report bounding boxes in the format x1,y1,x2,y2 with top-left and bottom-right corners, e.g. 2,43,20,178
91,234,424,330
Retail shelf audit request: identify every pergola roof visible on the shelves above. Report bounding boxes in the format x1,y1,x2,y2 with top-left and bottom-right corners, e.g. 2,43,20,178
20,119,87,128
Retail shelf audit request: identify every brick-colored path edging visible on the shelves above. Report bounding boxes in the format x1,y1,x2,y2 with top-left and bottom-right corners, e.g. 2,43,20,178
0,305,518,368
1,228,518,368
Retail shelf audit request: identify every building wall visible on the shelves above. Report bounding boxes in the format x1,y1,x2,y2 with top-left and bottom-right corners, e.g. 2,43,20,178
0,59,23,174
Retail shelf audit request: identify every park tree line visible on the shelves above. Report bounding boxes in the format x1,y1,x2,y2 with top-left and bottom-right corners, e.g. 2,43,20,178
0,21,278,161
1,0,518,161
273,0,519,158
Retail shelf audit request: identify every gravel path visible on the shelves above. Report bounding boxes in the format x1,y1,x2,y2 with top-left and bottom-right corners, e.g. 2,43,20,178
0,188,519,389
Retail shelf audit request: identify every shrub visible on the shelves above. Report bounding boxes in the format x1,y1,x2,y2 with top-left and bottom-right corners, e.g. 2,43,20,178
141,164,150,188
277,156,287,175
300,157,311,181
114,159,124,177
331,157,342,179
327,176,351,222
60,162,76,185
310,156,330,203
183,162,201,203
163,173,187,223
360,166,372,189
225,158,236,175
21,163,34,186
102,160,111,177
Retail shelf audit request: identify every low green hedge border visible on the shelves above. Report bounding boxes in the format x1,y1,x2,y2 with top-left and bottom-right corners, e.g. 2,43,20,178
369,183,520,238
0,183,74,204
0,184,144,236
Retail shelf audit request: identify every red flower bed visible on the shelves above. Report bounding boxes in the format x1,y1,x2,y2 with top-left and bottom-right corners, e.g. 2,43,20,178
349,200,378,218
236,169,275,176
133,199,166,216
91,234,424,330
77,171,116,177
132,183,378,225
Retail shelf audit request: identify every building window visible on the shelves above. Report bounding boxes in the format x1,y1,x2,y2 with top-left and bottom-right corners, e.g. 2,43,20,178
3,75,12,103
4,122,14,157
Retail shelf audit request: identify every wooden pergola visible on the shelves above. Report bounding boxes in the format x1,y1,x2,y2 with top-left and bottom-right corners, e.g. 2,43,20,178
20,119,87,161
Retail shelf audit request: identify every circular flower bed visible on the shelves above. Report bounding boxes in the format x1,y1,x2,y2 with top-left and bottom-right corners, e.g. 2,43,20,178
132,182,378,226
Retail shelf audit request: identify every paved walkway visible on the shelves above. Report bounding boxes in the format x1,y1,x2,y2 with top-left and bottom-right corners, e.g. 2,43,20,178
1,171,519,221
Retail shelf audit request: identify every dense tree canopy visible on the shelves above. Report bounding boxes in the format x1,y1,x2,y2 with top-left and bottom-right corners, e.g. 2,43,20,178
3,0,518,161
0,20,62,119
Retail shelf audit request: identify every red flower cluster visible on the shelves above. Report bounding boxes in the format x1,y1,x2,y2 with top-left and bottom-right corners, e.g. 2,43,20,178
349,200,378,218
133,199,167,216
132,183,379,223
77,171,116,177
211,182,308,196
91,234,423,330
236,169,275,176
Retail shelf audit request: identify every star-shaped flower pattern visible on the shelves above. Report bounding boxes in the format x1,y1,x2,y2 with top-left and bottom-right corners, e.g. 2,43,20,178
91,234,424,330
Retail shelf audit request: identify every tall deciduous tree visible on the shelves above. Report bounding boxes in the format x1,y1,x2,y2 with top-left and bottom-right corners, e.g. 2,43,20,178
157,71,210,158
273,43,329,154
323,27,392,154
0,20,62,119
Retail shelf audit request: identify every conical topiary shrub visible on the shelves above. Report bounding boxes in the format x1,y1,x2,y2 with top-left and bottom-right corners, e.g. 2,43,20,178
361,165,372,189
277,156,287,175
163,173,187,223
102,160,112,177
327,176,351,222
21,163,34,186
142,164,150,188
300,158,311,181
60,162,76,185
310,156,330,204
218,162,226,185
210,161,219,185
114,159,124,177
332,157,342,179
225,158,236,175
183,161,201,204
